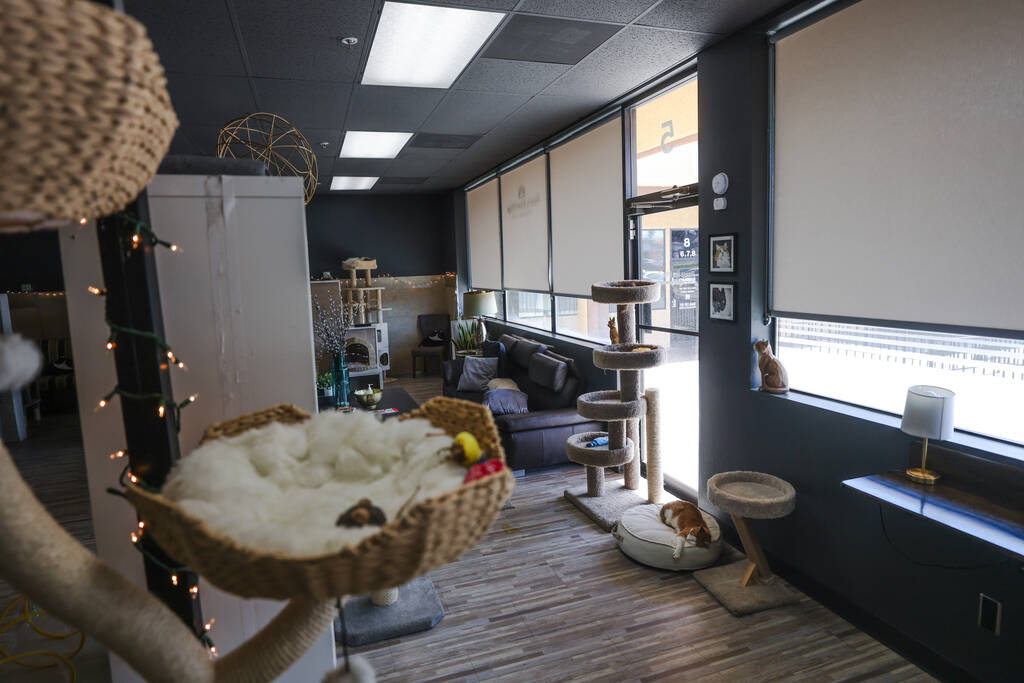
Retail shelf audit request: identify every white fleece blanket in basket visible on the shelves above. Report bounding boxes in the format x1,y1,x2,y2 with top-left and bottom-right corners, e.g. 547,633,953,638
162,411,466,557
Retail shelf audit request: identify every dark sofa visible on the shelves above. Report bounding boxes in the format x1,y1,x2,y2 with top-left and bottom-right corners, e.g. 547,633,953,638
443,333,602,471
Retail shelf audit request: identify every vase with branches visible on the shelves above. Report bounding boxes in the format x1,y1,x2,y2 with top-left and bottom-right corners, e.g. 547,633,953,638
312,294,352,407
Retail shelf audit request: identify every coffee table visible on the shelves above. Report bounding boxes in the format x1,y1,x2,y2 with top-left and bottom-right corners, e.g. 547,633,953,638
318,386,419,415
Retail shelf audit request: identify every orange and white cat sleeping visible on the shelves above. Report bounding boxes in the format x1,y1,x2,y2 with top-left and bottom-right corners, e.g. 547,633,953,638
659,501,711,558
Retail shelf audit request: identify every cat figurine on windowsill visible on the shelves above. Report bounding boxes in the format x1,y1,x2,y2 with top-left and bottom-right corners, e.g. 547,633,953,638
754,339,789,394
659,500,711,558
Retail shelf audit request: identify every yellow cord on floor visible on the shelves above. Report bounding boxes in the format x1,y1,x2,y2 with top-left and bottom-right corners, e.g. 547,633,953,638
0,595,83,682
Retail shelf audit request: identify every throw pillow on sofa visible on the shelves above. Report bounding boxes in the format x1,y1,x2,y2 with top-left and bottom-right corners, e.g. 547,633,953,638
486,377,519,392
482,388,529,415
457,356,499,392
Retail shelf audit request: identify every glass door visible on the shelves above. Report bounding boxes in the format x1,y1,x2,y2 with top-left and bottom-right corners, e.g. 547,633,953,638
628,76,700,493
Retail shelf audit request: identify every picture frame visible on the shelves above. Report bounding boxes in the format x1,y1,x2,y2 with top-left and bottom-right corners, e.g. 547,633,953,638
709,283,735,321
709,234,736,273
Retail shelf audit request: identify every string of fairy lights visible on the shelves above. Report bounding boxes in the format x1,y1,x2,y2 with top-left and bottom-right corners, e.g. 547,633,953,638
93,213,216,658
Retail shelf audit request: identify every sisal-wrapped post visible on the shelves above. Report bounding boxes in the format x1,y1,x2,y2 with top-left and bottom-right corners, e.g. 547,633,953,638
645,388,663,503
586,463,605,496
371,588,399,606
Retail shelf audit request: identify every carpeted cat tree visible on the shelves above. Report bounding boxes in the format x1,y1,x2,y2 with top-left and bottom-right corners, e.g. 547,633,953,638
564,280,667,530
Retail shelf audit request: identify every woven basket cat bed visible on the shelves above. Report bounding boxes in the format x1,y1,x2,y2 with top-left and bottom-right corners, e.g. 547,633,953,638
610,504,721,571
125,397,514,601
0,0,178,231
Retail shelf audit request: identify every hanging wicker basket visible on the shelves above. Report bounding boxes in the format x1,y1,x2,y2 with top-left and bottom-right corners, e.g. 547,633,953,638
0,0,179,232
124,397,514,600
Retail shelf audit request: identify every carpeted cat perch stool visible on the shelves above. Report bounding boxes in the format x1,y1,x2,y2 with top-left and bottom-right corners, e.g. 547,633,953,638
564,280,667,530
337,577,444,646
694,471,798,616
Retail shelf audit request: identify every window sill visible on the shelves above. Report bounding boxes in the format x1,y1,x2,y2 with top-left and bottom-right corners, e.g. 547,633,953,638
751,388,1024,468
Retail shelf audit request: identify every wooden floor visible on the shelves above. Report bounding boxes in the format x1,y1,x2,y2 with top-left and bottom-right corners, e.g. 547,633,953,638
2,383,931,682
387,373,444,405
353,467,932,682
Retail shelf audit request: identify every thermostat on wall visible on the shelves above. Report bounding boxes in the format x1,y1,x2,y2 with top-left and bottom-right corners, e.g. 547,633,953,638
712,172,729,195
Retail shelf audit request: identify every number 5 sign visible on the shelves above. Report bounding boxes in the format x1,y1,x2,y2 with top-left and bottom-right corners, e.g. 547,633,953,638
660,120,674,153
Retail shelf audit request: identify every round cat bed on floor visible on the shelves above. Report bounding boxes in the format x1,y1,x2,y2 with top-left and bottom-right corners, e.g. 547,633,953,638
610,504,721,571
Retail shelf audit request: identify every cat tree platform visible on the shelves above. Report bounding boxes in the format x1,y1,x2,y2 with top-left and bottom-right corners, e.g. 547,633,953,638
565,280,667,530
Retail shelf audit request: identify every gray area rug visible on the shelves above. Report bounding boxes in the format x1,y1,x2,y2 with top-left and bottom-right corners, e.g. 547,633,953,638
693,560,799,616
564,484,650,531
337,576,444,646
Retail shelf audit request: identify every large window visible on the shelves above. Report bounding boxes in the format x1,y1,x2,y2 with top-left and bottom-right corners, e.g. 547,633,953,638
630,76,700,492
505,290,552,331
632,77,698,195
638,207,698,332
777,318,1024,446
555,296,614,343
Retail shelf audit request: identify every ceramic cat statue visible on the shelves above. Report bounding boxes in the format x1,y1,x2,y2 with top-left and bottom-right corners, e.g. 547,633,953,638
754,340,789,394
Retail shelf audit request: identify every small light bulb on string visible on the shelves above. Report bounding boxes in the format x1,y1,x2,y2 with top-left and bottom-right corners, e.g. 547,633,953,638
128,472,138,484
169,244,180,253
187,394,198,404
97,399,107,409
166,351,175,362
176,360,186,370
109,449,125,460
130,532,139,544
170,574,179,586
87,285,106,296
79,217,88,225
106,340,116,351
189,585,199,599
138,521,145,530
209,646,218,658
131,234,141,249
157,404,166,418
203,618,215,632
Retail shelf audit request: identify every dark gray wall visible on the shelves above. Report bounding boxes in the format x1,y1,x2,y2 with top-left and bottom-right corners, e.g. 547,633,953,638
0,233,64,292
697,32,1021,682
305,193,456,277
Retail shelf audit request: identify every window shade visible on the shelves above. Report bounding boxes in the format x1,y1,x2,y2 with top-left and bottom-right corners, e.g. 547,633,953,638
467,178,502,290
550,117,624,297
773,0,1024,332
500,156,550,292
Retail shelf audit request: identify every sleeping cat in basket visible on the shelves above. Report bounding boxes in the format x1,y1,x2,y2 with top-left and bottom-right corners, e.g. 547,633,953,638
660,501,711,558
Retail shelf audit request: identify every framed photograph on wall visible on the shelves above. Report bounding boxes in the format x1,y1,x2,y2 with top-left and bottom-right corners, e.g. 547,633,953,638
709,283,735,321
709,234,736,273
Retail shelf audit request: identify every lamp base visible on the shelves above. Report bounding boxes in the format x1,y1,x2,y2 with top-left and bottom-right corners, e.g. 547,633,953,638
905,467,941,485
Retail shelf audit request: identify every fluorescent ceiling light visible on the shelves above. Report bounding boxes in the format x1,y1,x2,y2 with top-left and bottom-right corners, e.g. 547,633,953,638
331,176,379,191
340,131,413,158
362,2,504,89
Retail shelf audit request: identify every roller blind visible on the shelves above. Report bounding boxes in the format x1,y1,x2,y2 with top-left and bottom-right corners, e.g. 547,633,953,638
549,117,624,297
467,178,502,290
773,0,1024,331
500,156,550,291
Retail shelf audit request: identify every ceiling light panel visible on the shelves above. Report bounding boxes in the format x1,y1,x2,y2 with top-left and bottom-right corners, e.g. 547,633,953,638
362,2,505,89
331,176,379,190
340,131,413,158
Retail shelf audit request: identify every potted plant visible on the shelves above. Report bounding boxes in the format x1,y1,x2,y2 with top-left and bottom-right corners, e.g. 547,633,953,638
452,319,480,356
316,371,334,398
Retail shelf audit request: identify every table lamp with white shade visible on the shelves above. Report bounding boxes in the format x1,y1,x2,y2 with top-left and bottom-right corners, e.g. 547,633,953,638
900,385,955,485
462,290,497,346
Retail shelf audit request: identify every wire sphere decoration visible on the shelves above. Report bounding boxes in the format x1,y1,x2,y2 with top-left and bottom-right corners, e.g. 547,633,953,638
216,113,318,204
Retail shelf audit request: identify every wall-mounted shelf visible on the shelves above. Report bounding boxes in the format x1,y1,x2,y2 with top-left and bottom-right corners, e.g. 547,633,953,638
843,471,1024,561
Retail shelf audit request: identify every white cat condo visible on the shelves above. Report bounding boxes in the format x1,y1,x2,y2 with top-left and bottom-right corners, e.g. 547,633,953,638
564,280,667,528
